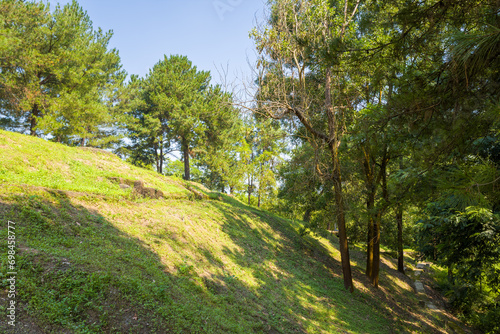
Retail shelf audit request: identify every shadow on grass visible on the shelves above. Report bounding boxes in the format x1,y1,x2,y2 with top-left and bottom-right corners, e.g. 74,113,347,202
0,190,294,333
0,188,436,334
208,196,429,334
0,189,322,333
0,191,180,333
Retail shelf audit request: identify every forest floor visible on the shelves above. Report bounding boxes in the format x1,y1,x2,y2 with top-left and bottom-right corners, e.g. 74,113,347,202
0,130,478,333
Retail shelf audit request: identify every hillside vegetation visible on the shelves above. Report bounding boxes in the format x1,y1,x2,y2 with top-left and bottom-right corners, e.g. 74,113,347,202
0,130,464,333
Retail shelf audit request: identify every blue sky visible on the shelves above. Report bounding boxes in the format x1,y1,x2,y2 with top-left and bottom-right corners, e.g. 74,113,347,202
55,0,266,86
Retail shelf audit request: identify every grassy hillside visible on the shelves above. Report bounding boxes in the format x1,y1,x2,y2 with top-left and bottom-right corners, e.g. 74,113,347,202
0,130,461,333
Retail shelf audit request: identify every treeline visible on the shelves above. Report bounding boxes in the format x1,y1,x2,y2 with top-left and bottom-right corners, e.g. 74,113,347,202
0,0,284,205
1,0,500,332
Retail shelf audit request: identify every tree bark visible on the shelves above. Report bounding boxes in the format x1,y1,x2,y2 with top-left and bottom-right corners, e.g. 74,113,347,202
247,183,252,205
331,150,354,292
396,206,405,274
30,103,40,136
154,142,160,173
325,68,353,292
366,193,375,278
159,143,163,174
363,147,376,279
372,212,381,287
182,137,190,181
371,151,388,288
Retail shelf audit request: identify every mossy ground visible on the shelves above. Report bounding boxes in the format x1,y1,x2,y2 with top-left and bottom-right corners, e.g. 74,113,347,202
0,130,469,333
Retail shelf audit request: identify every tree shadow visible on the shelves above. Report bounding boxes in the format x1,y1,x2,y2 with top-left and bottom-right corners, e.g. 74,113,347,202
207,198,416,333
0,187,446,333
0,190,181,333
209,192,457,333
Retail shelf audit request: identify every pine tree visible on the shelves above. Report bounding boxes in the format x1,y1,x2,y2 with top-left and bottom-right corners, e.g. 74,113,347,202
0,0,125,142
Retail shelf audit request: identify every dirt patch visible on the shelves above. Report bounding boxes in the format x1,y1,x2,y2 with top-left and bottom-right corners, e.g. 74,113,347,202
108,177,164,199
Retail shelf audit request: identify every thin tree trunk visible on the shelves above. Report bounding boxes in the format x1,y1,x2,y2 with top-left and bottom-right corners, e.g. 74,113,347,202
372,212,381,287
325,68,353,292
363,147,375,279
396,206,405,274
396,157,405,274
366,194,375,278
159,143,163,174
248,183,252,205
371,151,388,288
248,174,252,205
332,152,354,292
182,137,190,181
154,142,160,173
30,103,40,136
248,151,254,205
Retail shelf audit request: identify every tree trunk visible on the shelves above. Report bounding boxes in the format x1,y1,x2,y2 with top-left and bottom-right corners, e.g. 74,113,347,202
154,142,160,173
30,103,40,136
182,137,190,181
396,206,405,274
366,193,375,278
372,212,381,287
257,163,262,208
332,153,354,292
159,143,164,174
363,148,376,279
325,68,353,292
247,184,251,205
247,174,253,205
370,152,388,288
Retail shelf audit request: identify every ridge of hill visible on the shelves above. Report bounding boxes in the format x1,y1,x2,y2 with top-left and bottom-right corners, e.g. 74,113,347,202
0,130,468,333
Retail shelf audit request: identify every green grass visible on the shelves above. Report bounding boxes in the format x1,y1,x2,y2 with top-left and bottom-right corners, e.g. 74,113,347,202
0,130,450,333
0,131,187,198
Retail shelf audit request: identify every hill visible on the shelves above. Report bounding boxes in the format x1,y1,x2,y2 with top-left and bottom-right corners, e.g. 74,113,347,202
0,130,465,333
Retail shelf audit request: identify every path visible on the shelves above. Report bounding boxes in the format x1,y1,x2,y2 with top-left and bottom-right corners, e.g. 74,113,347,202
409,262,467,334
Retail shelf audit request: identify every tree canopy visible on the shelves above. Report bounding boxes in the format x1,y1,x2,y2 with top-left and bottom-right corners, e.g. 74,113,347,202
0,0,125,145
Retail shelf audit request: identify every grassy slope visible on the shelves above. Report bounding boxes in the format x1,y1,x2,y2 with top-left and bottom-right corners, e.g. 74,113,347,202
0,130,453,333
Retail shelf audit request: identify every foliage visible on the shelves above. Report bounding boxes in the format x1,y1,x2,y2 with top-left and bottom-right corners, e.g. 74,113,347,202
417,201,500,331
123,55,242,184
0,0,125,144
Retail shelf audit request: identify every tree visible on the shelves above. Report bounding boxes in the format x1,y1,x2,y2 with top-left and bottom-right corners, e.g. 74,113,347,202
0,0,124,143
125,55,242,181
251,0,365,292
195,87,245,192
124,55,209,176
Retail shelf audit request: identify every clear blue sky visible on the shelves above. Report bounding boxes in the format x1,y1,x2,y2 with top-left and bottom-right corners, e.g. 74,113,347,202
55,0,266,86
